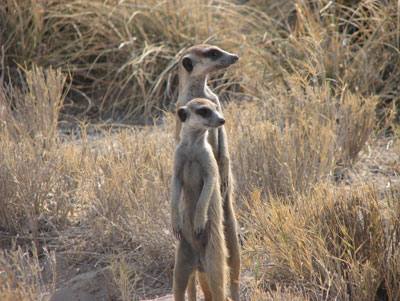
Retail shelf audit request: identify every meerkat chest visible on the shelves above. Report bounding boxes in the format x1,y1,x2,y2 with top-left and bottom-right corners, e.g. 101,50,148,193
182,159,203,200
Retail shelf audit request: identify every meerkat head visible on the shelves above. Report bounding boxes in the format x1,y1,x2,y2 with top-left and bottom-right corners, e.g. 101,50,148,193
179,45,239,77
177,98,225,130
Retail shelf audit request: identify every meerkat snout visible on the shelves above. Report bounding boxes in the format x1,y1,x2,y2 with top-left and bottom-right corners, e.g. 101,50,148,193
221,53,238,68
231,54,239,62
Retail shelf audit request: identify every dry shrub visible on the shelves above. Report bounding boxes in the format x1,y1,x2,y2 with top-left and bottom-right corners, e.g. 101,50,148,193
1,0,245,121
0,64,176,298
337,91,378,165
221,0,395,201
0,66,71,238
2,0,398,122
227,80,377,199
245,0,399,122
0,244,56,301
56,123,177,300
253,0,399,90
241,185,400,300
60,120,176,263
2,0,398,123
1,65,67,143
0,68,176,300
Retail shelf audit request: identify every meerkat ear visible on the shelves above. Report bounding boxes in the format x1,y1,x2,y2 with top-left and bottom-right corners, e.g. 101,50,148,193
182,57,193,73
177,107,187,122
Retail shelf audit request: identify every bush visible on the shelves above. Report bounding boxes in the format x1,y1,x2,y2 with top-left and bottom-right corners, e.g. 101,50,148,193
242,185,400,300
1,0,244,121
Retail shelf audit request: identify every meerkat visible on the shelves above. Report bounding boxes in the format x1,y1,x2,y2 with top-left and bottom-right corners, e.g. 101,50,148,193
171,98,229,301
171,98,229,300
175,45,240,300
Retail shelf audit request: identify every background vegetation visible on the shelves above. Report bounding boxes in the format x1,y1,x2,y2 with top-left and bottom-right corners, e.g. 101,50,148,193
1,0,399,300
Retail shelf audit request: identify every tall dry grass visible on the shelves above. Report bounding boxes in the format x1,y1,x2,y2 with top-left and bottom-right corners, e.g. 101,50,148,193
0,66,69,237
241,185,400,300
2,1,398,120
0,243,56,300
1,0,399,300
227,82,377,199
1,66,177,299
1,0,244,121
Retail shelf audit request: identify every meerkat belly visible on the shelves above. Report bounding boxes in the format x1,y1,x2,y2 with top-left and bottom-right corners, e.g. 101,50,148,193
181,160,202,222
182,159,203,202
180,160,208,246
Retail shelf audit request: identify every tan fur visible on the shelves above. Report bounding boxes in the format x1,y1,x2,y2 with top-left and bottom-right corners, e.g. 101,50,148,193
171,98,228,301
175,45,241,300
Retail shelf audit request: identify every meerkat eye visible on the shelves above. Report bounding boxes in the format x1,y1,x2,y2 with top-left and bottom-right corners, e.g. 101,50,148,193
182,57,193,72
196,108,212,118
204,49,222,59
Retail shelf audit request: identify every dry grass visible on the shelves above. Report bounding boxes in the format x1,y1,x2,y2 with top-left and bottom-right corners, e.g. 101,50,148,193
241,185,400,300
228,83,378,199
1,0,400,300
1,0,244,121
0,71,177,298
0,243,56,300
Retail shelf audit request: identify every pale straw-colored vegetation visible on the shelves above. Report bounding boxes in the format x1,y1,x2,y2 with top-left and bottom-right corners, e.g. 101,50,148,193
1,0,399,300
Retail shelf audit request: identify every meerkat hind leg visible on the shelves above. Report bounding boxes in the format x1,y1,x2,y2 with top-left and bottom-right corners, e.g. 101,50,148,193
187,272,197,301
173,241,197,301
198,271,212,301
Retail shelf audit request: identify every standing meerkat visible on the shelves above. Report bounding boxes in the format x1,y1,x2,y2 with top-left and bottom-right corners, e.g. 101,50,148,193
171,98,228,301
175,44,240,300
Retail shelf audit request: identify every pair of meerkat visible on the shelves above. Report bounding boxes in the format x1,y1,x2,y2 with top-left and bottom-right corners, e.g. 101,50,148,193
171,45,240,300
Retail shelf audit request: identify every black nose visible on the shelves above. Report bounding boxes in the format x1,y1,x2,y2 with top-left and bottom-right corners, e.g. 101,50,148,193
232,55,239,62
220,118,226,125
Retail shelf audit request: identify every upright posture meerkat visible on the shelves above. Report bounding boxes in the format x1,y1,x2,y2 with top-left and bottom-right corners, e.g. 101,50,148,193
171,98,228,301
175,45,240,300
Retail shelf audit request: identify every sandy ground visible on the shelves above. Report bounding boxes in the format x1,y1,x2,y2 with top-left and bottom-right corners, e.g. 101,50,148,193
50,270,109,301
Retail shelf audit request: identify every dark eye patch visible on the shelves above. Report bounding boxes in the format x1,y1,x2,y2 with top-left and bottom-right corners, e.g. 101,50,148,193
182,57,193,72
204,49,222,60
196,107,212,118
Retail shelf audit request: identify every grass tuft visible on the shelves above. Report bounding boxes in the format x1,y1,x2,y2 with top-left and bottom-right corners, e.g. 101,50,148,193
242,185,400,300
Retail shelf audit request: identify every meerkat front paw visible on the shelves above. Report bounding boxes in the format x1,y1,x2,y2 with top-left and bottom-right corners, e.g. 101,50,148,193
171,216,182,239
194,215,207,239
172,224,182,239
